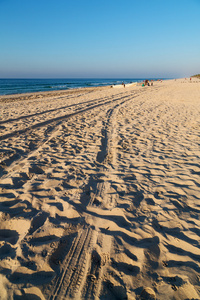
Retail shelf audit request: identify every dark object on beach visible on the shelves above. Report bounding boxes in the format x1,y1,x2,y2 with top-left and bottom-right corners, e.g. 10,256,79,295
122,82,125,88
144,80,149,86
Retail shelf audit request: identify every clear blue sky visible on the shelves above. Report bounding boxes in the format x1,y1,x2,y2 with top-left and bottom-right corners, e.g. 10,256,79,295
0,0,200,78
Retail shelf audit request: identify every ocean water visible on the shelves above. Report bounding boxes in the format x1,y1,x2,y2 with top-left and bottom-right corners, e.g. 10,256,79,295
0,78,160,96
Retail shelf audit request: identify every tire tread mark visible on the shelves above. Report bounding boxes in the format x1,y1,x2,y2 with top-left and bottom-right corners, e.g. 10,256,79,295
50,226,93,300
0,90,145,142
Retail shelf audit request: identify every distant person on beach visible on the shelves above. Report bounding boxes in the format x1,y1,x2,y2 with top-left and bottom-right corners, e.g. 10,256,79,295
122,82,125,88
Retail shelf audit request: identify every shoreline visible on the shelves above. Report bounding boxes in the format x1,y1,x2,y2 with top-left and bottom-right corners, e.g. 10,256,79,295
0,85,109,103
0,78,171,100
0,78,174,103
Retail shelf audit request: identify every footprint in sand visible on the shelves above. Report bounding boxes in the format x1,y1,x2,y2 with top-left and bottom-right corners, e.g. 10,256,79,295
0,242,16,259
0,229,19,245
29,212,49,235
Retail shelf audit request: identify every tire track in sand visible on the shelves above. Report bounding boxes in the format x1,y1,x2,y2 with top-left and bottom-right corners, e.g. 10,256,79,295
0,89,146,180
48,97,131,300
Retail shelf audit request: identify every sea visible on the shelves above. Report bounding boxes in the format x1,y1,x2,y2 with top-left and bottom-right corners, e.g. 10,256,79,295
0,78,163,96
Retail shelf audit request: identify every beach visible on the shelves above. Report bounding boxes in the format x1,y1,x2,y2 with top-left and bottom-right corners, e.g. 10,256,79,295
0,78,200,299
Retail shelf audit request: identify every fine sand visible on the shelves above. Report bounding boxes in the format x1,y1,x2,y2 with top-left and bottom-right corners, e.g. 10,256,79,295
0,78,200,299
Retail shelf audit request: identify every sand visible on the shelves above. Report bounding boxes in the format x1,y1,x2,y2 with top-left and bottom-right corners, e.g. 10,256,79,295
0,78,200,299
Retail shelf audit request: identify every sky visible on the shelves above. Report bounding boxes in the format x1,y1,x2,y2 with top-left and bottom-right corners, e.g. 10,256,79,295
0,0,200,78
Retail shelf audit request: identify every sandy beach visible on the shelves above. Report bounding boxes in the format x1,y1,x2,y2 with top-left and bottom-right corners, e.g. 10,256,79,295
0,78,200,299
